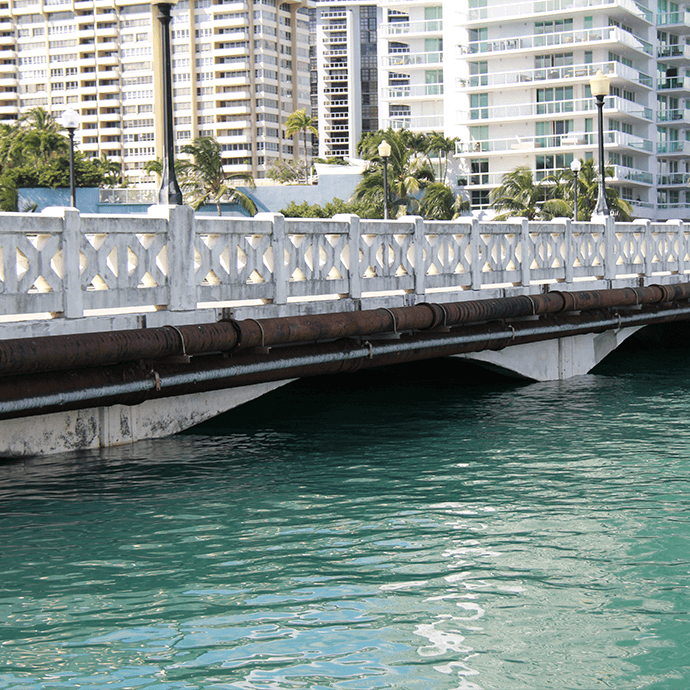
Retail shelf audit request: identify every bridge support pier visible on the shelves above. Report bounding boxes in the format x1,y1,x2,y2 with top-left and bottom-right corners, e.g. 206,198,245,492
0,380,292,458
457,326,643,381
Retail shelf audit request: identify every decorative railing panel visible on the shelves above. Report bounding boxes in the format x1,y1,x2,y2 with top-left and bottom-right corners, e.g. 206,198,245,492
79,214,169,311
284,218,350,298
0,213,65,314
2,208,690,324
195,216,275,303
358,220,416,294
422,222,472,291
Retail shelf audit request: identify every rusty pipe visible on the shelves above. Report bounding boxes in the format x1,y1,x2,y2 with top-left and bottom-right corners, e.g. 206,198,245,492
1,303,690,421
1,282,690,378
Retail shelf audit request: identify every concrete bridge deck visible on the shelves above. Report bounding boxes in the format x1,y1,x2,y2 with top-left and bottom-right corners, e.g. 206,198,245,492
2,205,690,456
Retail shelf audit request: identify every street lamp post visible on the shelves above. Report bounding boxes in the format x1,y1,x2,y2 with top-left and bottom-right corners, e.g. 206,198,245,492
590,69,610,217
570,158,581,221
378,140,391,220
153,0,182,205
59,108,80,208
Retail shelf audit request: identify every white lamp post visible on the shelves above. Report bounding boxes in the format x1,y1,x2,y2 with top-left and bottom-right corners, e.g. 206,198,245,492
378,139,391,220
570,158,581,221
59,107,80,208
590,69,610,216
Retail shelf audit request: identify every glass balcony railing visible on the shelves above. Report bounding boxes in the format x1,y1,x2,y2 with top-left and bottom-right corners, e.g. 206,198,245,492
467,26,652,57
381,51,443,68
657,10,690,28
657,140,690,154
657,173,690,185
463,95,652,122
657,108,690,122
657,44,690,59
459,60,651,90
456,130,653,154
657,76,690,91
467,0,652,24
379,19,443,37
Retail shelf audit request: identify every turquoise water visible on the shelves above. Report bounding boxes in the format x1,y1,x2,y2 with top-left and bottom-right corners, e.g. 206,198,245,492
0,346,689,690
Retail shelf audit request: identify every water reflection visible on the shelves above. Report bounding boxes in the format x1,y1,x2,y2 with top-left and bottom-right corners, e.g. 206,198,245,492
0,352,689,689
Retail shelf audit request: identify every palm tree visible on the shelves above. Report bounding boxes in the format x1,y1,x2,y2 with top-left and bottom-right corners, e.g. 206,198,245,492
426,132,459,185
489,166,552,220
419,181,455,220
353,129,435,218
22,107,68,165
285,108,318,183
179,137,257,216
97,154,122,187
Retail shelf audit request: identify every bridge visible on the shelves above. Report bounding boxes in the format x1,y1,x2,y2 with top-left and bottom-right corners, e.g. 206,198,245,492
2,204,690,457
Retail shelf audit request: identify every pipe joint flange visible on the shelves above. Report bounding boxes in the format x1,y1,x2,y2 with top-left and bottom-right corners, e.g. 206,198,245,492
649,283,673,304
549,290,576,314
418,302,448,330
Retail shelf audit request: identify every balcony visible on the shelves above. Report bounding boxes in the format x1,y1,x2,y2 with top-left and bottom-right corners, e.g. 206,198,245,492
609,165,653,185
657,76,690,94
657,108,690,123
466,0,652,25
380,114,444,131
656,206,690,221
381,51,442,68
657,173,690,186
379,19,443,38
382,83,444,100
459,61,652,90
456,129,652,155
657,44,690,61
461,95,652,124
657,140,690,155
657,11,690,34
466,26,653,57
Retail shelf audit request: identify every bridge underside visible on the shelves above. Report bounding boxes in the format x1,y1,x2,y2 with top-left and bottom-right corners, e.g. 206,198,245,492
459,326,642,381
0,324,666,458
2,283,690,458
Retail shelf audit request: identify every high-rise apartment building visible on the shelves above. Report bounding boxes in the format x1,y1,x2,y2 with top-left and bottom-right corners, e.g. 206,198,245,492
1,0,311,186
456,0,659,218
377,0,446,134
335,0,688,221
312,1,379,159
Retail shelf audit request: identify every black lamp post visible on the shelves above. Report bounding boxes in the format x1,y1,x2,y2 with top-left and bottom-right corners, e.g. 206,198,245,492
570,158,581,221
378,140,391,220
59,108,80,208
153,0,182,205
590,69,610,216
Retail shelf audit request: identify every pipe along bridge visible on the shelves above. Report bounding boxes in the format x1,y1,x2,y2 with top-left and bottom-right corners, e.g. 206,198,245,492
2,281,690,457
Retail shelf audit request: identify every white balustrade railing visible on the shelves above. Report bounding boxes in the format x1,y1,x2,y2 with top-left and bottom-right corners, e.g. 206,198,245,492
1,206,688,323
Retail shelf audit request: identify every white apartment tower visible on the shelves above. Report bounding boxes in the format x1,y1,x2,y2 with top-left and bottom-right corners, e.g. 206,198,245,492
1,0,312,186
376,0,448,134
457,0,658,218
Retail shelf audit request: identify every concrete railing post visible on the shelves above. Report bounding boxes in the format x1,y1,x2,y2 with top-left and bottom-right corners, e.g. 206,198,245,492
149,204,196,311
401,215,425,299
470,217,481,291
42,206,83,319
256,212,287,305
520,218,531,288
334,213,361,299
